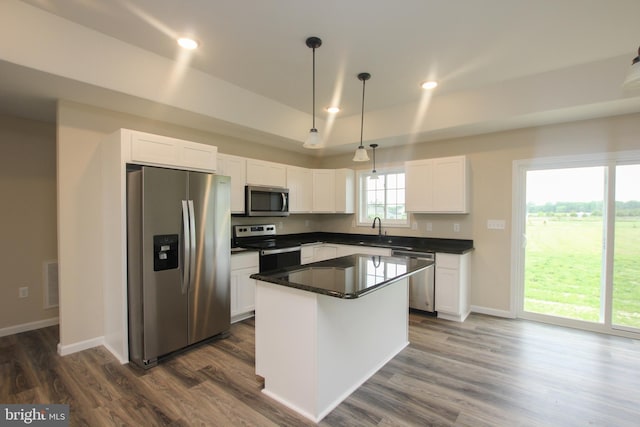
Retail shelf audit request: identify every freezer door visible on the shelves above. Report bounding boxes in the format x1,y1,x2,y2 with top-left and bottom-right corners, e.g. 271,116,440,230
140,167,189,360
188,173,231,343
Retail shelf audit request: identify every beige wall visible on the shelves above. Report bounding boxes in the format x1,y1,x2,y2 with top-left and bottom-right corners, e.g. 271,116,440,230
318,113,640,314
0,114,58,331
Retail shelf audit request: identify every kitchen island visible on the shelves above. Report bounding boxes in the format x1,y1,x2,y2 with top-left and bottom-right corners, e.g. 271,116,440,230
251,254,433,422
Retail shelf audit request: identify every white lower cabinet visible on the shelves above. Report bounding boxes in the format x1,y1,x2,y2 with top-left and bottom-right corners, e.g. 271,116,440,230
336,244,391,257
302,243,392,264
435,252,470,322
301,244,317,265
313,244,339,262
230,251,259,323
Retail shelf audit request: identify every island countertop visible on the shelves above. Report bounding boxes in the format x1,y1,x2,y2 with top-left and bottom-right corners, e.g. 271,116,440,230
251,254,433,299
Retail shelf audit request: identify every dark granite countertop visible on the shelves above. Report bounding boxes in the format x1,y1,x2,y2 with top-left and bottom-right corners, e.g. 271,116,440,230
251,232,474,254
251,254,433,299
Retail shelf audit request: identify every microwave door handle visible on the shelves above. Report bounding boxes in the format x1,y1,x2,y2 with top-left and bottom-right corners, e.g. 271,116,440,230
282,192,287,212
181,200,190,294
188,200,197,290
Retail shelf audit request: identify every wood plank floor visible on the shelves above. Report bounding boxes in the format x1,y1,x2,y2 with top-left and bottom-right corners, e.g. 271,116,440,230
2,313,640,426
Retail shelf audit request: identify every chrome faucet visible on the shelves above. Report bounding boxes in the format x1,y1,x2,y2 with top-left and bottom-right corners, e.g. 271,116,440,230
372,216,382,238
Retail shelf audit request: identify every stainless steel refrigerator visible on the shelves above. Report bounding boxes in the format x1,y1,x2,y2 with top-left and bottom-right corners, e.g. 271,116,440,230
126,165,231,368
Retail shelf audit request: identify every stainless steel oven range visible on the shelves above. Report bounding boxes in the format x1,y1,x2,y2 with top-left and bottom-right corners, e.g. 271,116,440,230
233,224,301,272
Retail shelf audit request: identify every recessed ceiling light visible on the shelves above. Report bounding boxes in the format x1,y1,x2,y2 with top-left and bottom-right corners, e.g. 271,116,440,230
326,106,340,114
177,37,199,50
421,81,438,90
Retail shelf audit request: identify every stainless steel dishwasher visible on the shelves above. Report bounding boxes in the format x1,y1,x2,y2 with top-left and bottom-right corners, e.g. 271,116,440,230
392,249,436,314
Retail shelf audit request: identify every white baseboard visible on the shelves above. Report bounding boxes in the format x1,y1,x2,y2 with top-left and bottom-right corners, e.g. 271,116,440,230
470,305,515,319
57,336,104,356
102,341,129,365
0,317,59,337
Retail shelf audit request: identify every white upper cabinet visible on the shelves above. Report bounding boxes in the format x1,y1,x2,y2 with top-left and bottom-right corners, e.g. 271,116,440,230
312,169,336,212
286,166,313,213
335,169,355,214
405,155,469,213
217,153,247,214
312,169,355,214
128,129,217,172
246,159,287,187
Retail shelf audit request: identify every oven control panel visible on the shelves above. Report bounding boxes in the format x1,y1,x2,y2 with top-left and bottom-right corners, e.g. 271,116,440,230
234,224,277,238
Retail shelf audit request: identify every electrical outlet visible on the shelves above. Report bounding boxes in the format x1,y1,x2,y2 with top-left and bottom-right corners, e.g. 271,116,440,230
278,221,283,229
305,220,310,227
411,222,418,230
426,222,433,232
487,219,506,230
453,223,460,232
19,286,28,298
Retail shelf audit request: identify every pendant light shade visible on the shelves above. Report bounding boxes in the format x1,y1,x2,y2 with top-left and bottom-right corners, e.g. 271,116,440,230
353,72,371,161
623,45,640,89
353,146,369,161
303,36,323,149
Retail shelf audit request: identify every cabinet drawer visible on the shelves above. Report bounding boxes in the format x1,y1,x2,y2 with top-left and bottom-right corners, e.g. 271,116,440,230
231,251,259,270
436,253,460,269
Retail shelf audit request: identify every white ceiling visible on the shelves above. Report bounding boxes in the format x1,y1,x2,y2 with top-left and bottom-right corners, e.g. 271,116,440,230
2,0,640,155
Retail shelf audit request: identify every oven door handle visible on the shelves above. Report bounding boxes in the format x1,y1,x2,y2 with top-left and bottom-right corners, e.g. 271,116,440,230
261,246,301,256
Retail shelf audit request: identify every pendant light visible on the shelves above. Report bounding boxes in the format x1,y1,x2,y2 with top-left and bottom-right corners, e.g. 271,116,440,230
353,72,371,161
303,37,323,149
369,143,379,179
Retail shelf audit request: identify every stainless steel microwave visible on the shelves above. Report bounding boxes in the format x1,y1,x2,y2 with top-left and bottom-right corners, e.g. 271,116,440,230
245,185,290,216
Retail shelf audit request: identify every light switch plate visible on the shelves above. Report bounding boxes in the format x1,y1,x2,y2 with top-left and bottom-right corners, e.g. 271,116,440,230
487,219,506,230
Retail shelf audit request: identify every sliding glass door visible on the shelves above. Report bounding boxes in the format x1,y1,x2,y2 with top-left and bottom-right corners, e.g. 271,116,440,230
523,167,606,322
514,155,640,336
612,164,640,331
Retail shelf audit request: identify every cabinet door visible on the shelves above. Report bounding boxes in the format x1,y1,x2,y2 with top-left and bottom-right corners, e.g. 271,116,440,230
433,156,468,213
335,169,355,213
130,132,181,167
287,166,313,213
312,169,336,212
435,267,459,314
236,267,256,315
405,159,434,212
246,159,286,187
336,244,391,257
313,245,338,262
180,141,217,171
217,154,246,214
301,245,316,264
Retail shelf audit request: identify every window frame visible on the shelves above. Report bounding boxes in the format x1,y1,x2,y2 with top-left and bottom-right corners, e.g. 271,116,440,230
356,168,409,228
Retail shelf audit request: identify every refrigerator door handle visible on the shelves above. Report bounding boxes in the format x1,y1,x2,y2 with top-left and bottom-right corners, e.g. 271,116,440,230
181,200,190,294
187,200,197,290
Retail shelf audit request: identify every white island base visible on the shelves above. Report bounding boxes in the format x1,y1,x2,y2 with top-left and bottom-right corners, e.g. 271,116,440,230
255,278,409,423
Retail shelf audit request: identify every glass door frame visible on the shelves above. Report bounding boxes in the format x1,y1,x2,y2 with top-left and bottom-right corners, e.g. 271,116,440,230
511,150,640,338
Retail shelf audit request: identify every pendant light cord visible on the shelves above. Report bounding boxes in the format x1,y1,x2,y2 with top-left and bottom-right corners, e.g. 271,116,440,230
312,46,316,129
359,78,366,147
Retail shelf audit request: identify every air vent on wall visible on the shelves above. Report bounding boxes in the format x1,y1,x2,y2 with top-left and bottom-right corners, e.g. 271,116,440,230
43,260,59,309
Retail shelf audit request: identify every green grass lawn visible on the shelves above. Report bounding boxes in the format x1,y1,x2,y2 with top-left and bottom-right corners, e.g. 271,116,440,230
524,216,640,328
